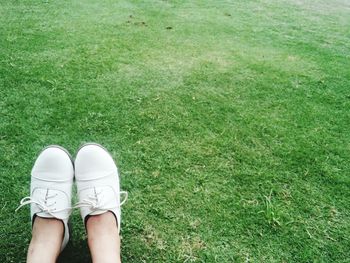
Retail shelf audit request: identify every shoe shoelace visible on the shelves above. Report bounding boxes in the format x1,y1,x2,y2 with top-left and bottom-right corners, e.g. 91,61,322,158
15,189,72,218
73,187,128,211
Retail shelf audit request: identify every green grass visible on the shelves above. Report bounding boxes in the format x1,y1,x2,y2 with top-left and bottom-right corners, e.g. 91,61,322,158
1,0,350,262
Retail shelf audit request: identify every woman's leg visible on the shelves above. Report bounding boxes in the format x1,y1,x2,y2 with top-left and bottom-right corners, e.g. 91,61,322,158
27,217,64,263
86,212,121,263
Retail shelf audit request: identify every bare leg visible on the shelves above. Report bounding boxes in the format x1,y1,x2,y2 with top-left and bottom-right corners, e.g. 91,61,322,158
86,211,121,263
27,217,64,263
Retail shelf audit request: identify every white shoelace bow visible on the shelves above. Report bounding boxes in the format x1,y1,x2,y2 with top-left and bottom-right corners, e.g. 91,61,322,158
15,190,72,218
16,188,128,215
73,188,128,212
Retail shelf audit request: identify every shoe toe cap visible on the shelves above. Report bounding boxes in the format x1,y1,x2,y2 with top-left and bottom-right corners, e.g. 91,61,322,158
32,146,74,181
75,144,117,180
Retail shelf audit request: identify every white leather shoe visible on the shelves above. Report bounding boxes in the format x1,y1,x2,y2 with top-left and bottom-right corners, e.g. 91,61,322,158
16,145,74,251
74,143,127,232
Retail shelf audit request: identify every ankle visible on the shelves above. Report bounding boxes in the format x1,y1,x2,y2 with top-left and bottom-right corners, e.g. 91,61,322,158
32,217,64,240
86,211,118,236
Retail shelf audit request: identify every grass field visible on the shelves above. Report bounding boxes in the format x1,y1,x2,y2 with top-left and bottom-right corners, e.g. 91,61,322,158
1,0,350,262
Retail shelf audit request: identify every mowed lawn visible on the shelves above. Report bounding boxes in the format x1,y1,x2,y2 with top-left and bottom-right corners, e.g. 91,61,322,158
1,0,350,262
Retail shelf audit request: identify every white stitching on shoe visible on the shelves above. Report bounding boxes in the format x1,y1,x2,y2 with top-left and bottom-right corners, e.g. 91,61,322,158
31,174,73,183
75,172,118,182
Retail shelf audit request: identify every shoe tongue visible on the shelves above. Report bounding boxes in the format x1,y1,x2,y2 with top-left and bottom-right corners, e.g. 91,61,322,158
30,188,70,221
80,186,117,215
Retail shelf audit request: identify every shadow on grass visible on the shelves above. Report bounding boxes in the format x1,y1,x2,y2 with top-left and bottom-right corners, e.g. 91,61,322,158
58,239,91,263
